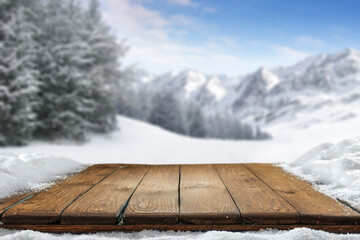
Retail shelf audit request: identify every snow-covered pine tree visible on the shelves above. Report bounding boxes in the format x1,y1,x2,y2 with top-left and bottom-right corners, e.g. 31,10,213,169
0,0,39,145
34,0,95,140
185,103,206,137
79,0,128,133
149,92,185,134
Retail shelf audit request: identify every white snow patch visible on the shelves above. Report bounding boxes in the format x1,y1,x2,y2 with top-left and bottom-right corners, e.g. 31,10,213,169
0,228,359,240
260,68,280,91
282,137,360,208
0,153,83,199
184,70,207,97
206,76,227,100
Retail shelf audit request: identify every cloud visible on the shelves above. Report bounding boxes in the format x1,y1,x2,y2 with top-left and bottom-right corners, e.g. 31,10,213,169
101,0,169,32
295,36,328,47
98,0,314,75
167,0,197,7
170,14,197,27
272,45,309,59
202,6,217,13
332,25,348,32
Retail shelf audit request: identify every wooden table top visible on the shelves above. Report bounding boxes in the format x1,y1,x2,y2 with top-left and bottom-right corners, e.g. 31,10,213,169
1,163,360,234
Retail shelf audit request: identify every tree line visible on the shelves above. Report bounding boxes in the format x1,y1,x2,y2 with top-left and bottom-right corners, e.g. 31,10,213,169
122,88,272,140
0,0,126,145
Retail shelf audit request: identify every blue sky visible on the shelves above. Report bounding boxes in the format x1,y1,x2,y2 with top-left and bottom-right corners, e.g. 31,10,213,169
99,0,360,75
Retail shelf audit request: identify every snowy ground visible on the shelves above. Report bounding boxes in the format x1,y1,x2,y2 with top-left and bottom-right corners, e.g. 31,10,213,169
2,115,360,165
1,115,360,239
1,228,360,240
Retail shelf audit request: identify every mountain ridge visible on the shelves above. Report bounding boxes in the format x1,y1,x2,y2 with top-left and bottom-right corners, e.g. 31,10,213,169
131,48,360,128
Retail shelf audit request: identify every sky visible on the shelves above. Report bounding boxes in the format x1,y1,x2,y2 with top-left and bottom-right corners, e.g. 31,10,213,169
98,0,360,76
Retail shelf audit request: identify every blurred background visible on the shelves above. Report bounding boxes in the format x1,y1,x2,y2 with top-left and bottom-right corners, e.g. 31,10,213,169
0,0,360,164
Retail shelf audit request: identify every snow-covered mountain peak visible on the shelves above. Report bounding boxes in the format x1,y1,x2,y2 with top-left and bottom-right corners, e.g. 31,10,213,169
131,48,360,128
178,69,207,97
254,67,280,91
339,47,358,57
206,76,227,100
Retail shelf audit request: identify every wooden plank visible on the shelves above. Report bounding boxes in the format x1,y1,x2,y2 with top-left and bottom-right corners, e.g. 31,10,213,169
61,165,149,225
0,169,86,217
3,224,360,234
0,191,36,218
179,164,241,224
1,164,120,224
124,165,179,224
214,164,300,224
245,164,360,225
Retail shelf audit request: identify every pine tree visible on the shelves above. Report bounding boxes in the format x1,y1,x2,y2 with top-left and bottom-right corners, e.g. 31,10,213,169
0,0,39,145
149,92,184,134
80,0,128,133
0,0,130,144
33,0,91,140
185,104,206,137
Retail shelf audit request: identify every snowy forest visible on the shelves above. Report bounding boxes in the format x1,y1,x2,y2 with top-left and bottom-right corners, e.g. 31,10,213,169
121,89,271,140
0,0,270,146
0,0,127,145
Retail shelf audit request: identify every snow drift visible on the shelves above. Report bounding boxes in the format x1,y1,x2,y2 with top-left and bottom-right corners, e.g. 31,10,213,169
283,137,360,208
0,153,83,199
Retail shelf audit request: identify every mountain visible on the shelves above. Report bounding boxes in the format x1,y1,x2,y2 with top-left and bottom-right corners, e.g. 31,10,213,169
131,48,360,128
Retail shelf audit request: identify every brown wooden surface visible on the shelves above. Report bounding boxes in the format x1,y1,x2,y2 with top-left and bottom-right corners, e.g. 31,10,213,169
214,164,300,224
0,171,82,216
245,164,360,225
0,191,36,216
179,164,241,224
124,165,179,224
1,164,120,224
2,163,360,234
2,224,360,234
61,165,149,225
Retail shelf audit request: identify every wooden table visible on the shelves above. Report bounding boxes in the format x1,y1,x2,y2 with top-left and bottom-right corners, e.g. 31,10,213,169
1,164,360,233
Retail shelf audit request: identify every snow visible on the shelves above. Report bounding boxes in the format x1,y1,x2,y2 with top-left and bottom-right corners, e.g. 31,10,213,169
258,67,280,91
2,116,360,238
282,137,360,209
1,115,360,165
0,228,359,240
0,153,83,199
183,70,207,97
206,76,227,100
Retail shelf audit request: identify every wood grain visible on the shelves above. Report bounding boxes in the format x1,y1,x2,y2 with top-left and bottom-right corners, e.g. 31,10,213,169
2,224,360,234
1,164,119,224
61,165,149,225
245,164,360,225
179,164,241,224
0,169,86,217
0,191,36,218
124,165,179,224
214,164,300,224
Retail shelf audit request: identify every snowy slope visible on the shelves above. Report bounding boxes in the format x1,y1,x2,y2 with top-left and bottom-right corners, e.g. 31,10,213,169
2,115,360,165
134,48,360,127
